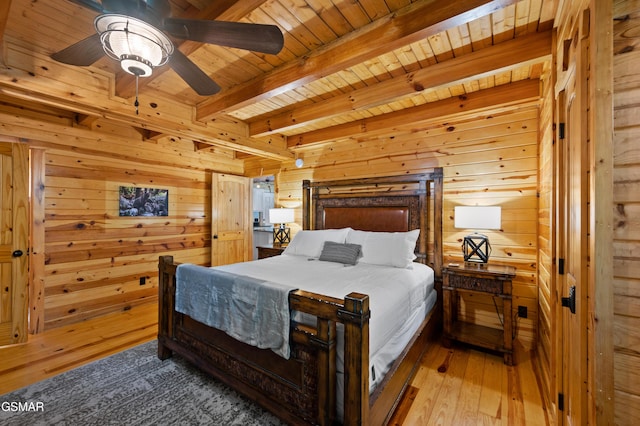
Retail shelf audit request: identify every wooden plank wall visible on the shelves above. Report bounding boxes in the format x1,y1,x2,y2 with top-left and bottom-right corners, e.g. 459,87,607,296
0,106,242,329
250,106,541,349
536,61,555,417
612,0,640,421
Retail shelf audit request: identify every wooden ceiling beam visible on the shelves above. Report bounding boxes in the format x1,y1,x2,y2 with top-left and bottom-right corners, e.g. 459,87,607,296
0,54,292,160
249,30,552,136
288,79,541,148
115,0,270,99
195,0,519,120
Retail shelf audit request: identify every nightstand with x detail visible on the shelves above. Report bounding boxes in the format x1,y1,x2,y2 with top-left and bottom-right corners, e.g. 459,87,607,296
442,263,517,365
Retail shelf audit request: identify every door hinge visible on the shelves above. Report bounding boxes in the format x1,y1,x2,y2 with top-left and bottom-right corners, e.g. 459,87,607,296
559,122,565,139
558,258,565,275
558,393,564,411
562,286,576,314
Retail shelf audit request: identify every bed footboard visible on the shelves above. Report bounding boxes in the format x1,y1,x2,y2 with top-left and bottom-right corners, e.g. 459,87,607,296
158,255,371,425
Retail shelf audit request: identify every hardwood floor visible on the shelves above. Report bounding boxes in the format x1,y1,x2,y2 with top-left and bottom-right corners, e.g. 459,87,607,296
0,302,549,425
389,340,550,425
0,303,158,396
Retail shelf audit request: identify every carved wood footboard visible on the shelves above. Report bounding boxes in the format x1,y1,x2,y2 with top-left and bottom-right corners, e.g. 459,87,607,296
158,255,373,425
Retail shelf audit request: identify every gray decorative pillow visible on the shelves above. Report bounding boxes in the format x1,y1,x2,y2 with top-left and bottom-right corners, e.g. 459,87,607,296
318,241,362,265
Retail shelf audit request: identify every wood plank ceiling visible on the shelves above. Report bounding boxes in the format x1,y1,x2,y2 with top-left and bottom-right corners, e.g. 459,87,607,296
0,0,557,160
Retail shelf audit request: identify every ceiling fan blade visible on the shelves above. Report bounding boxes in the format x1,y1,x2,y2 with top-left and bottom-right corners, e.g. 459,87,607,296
163,18,284,55
169,50,221,96
51,33,105,66
64,0,104,13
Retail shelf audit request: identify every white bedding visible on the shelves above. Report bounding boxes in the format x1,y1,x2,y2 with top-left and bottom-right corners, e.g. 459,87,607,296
216,253,436,392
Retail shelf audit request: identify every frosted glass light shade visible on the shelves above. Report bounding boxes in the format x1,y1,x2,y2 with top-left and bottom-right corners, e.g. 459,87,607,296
95,14,173,77
454,206,501,230
269,208,294,224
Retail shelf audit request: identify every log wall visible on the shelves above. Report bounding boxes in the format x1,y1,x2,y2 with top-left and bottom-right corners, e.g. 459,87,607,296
536,60,555,416
0,106,242,329
251,105,541,349
613,0,640,421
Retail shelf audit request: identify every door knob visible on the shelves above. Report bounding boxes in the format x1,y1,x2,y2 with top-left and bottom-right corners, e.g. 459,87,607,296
12,249,24,257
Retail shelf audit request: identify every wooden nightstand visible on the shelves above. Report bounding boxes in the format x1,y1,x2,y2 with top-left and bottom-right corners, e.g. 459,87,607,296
256,244,286,259
442,263,516,365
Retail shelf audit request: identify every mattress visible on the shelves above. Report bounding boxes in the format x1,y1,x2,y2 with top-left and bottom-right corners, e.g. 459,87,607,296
216,253,436,392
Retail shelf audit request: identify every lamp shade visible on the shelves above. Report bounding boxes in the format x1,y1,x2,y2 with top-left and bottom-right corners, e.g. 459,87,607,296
454,206,501,230
269,208,294,224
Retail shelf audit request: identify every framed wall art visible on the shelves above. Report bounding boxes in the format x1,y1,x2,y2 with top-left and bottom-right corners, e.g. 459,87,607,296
119,186,169,217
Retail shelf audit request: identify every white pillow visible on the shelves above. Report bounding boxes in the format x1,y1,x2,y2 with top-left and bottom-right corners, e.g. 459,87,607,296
283,228,351,258
346,229,420,268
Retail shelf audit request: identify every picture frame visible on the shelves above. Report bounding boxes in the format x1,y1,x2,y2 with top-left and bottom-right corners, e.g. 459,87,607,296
119,186,168,217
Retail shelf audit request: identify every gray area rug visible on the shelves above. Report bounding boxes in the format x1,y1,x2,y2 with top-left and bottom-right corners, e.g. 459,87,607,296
0,340,287,425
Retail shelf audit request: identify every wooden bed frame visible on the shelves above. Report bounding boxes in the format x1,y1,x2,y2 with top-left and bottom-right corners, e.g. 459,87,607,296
158,169,443,425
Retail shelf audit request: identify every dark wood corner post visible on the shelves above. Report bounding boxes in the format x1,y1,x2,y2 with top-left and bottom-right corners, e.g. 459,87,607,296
302,179,311,230
432,168,444,280
418,177,428,264
338,292,371,426
158,255,176,360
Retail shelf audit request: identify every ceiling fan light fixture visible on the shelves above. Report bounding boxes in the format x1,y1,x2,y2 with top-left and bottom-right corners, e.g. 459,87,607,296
95,14,173,77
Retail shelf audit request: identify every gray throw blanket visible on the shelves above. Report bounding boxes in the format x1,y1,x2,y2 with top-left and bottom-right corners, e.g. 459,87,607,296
175,263,297,359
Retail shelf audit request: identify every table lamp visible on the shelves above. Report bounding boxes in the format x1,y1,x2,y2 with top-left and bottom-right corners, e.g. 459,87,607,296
269,208,294,245
454,205,501,263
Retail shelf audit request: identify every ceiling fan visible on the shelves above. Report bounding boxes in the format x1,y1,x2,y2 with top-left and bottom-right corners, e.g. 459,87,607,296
51,0,285,96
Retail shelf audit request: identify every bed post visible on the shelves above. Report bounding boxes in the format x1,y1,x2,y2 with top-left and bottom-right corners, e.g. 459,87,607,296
432,168,444,279
418,176,428,264
338,292,370,426
302,179,311,230
158,255,176,360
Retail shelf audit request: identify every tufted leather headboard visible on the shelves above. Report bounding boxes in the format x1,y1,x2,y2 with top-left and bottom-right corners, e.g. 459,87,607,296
301,170,443,278
322,206,410,232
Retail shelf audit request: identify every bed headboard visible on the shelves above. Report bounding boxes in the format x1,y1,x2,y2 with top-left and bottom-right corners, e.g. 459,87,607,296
302,170,443,278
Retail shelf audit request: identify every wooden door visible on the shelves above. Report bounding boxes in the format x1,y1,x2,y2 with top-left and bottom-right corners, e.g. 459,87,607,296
0,142,29,346
211,173,252,266
557,29,589,425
